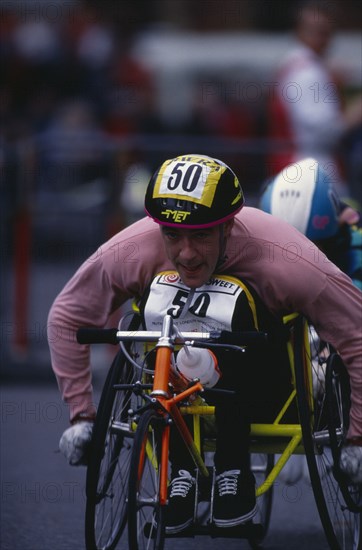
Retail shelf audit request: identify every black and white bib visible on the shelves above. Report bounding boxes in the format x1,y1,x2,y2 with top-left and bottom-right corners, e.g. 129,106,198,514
141,271,259,333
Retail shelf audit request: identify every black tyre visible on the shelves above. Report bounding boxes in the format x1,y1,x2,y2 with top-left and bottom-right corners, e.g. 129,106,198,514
85,349,138,550
294,317,362,549
128,409,166,550
326,352,362,514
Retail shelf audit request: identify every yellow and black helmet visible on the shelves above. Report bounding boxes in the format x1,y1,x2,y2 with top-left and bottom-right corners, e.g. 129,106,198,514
145,154,244,228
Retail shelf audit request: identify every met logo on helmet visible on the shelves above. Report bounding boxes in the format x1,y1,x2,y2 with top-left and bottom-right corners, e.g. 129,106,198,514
161,210,191,223
145,153,244,228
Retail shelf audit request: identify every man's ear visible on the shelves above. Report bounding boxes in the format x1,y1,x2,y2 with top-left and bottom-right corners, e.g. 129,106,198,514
224,218,234,238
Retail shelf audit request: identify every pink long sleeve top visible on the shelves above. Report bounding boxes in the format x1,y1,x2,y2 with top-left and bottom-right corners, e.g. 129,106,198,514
47,208,362,437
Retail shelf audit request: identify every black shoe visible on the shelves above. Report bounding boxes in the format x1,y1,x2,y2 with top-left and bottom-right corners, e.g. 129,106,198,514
213,469,257,528
165,469,196,534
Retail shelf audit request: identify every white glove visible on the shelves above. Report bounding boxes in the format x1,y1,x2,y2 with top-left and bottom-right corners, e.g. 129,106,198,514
339,445,362,485
59,421,94,466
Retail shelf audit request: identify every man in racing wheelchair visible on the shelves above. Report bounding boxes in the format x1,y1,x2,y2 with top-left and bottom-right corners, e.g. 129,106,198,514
50,154,361,533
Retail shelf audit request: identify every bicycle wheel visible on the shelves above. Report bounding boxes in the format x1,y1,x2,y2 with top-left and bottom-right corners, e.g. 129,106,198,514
128,409,166,550
294,317,362,550
326,352,362,514
85,349,138,550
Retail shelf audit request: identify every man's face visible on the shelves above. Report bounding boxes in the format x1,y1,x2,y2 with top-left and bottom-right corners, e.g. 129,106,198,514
160,221,233,288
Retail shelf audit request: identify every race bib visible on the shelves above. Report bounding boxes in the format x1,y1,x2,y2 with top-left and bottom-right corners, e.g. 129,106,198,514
142,271,258,333
152,155,226,208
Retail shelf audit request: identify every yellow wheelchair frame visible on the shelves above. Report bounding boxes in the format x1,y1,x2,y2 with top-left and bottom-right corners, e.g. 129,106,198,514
180,313,305,499
82,312,361,550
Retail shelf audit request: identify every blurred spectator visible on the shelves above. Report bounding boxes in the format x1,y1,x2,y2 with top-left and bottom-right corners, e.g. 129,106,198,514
38,100,106,164
118,149,153,225
27,99,115,256
62,6,116,114
11,19,60,63
343,123,362,209
36,100,112,199
268,0,362,198
103,48,164,136
184,76,260,193
2,12,63,133
76,21,114,70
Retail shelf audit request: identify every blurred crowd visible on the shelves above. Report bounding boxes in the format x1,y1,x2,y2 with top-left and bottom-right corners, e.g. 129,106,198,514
1,1,361,259
1,4,262,246
1,4,159,240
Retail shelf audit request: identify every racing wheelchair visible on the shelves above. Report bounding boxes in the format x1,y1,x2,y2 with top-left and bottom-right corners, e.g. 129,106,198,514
78,312,362,549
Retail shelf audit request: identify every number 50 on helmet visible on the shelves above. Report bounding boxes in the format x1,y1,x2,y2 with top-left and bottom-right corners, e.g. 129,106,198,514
144,154,244,228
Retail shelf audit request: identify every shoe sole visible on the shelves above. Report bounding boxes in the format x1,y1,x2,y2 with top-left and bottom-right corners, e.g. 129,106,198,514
213,504,258,528
165,517,193,534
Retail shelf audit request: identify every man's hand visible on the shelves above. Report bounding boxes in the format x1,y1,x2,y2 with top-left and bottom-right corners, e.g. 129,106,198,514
59,421,94,466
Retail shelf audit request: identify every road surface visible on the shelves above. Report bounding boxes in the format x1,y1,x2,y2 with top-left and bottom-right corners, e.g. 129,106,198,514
1,381,330,550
